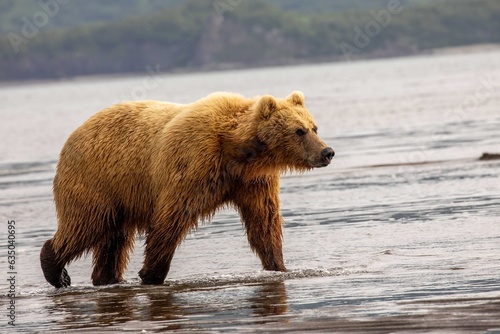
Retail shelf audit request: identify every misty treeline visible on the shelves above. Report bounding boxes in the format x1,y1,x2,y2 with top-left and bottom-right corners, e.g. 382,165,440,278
0,0,499,81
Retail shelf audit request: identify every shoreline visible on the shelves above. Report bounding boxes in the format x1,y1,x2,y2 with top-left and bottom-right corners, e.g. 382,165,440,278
1,43,499,88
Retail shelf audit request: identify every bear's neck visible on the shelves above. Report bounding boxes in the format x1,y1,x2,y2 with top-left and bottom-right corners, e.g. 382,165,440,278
218,109,283,178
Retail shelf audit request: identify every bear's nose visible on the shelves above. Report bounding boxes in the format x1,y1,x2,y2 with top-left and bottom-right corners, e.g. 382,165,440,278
321,147,335,162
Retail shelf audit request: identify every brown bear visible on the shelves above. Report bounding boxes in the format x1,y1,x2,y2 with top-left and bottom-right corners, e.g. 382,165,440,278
40,91,334,287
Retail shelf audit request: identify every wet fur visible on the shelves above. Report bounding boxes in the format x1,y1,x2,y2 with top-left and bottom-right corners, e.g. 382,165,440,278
40,91,332,287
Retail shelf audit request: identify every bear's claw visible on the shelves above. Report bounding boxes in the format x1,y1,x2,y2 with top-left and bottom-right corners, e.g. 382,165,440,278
60,268,71,288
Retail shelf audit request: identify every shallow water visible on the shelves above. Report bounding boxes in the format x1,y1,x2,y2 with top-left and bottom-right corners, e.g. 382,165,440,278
1,50,500,333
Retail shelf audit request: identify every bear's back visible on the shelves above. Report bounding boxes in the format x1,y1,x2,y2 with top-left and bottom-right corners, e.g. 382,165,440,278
54,100,185,220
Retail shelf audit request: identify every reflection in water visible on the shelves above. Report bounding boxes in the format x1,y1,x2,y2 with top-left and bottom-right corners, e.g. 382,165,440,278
146,289,184,329
48,287,142,331
45,280,289,331
249,281,288,318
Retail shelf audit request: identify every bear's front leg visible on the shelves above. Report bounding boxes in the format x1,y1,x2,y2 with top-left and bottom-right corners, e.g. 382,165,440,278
139,229,178,285
233,176,287,272
139,255,172,285
139,208,195,285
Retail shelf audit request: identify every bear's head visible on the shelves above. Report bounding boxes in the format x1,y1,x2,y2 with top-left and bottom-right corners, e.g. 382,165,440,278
251,91,334,172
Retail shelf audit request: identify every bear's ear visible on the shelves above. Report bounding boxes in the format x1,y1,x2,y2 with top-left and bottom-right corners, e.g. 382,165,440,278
286,91,305,106
257,95,277,119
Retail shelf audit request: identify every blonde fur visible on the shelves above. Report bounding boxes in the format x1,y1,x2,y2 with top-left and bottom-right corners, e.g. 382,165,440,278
40,91,333,287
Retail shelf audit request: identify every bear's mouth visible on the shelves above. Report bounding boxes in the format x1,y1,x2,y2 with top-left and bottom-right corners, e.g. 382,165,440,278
298,158,330,169
306,155,334,168
308,159,332,168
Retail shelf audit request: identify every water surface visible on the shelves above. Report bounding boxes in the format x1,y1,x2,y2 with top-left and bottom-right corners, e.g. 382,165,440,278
1,50,500,332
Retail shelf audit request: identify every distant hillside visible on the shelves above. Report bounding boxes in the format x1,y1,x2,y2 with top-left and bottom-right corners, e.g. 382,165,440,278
268,0,425,12
0,0,445,35
0,0,499,81
0,0,182,35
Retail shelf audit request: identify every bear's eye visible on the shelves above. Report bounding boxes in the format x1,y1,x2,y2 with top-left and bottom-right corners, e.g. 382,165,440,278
295,129,306,136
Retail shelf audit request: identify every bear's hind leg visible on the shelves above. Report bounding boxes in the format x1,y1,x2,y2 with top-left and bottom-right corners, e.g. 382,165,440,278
40,239,72,288
91,229,135,286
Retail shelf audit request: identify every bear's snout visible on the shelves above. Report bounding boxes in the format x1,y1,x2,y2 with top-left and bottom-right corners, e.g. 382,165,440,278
320,147,335,166
321,147,335,161
304,144,334,168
